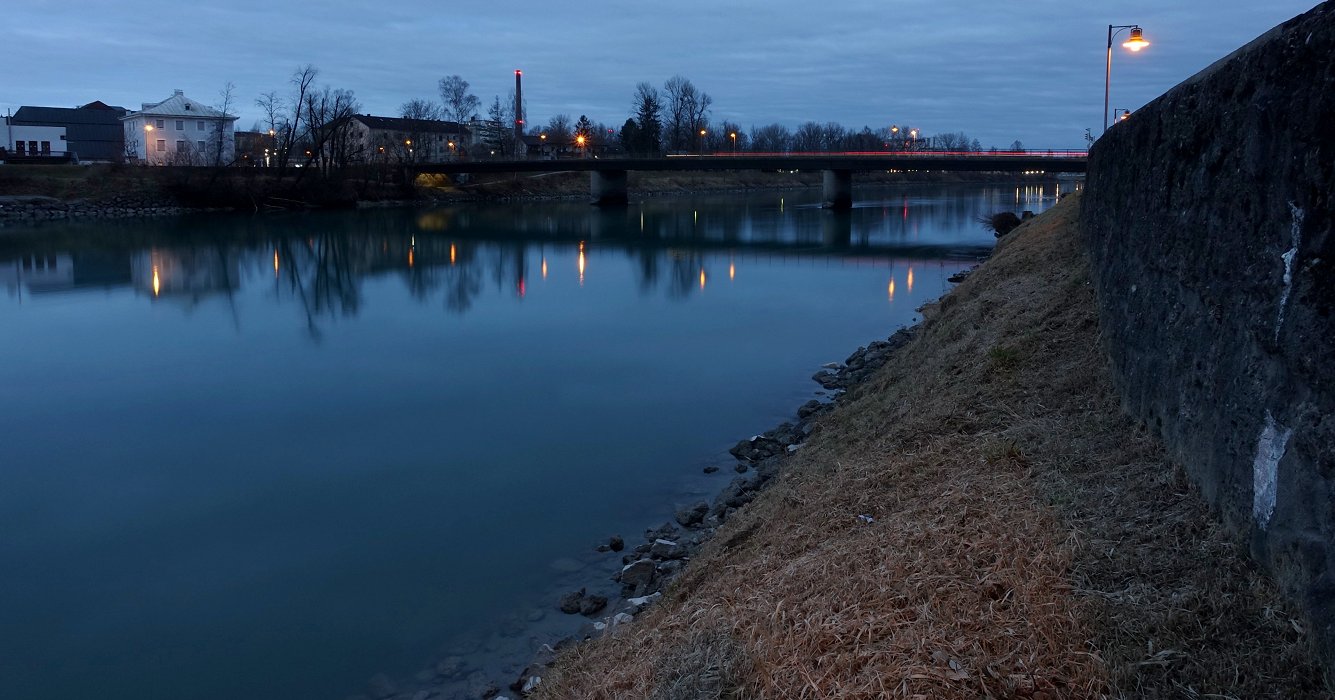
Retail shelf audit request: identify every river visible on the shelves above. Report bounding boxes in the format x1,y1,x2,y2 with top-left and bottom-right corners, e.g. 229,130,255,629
0,183,1057,699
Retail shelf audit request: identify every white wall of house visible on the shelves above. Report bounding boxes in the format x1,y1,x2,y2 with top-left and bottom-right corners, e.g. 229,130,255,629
120,92,237,166
2,120,67,157
123,115,234,165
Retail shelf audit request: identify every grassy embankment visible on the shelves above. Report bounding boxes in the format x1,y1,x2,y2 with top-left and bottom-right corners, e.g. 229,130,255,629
533,193,1330,699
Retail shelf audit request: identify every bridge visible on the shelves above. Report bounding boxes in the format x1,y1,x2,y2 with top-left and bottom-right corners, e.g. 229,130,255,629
414,151,1088,208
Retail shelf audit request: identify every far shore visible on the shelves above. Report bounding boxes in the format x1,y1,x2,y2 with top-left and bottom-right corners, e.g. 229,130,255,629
0,163,1057,223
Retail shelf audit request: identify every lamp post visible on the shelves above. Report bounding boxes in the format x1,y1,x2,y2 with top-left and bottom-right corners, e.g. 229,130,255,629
730,131,737,154
268,128,275,167
890,125,900,150
699,128,707,155
1105,24,1149,133
143,123,154,164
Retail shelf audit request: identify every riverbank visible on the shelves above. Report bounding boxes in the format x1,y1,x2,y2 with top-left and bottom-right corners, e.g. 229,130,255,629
0,164,1054,222
528,193,1330,698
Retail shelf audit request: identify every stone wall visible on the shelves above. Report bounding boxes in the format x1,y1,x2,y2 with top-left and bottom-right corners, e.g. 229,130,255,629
1081,2,1334,667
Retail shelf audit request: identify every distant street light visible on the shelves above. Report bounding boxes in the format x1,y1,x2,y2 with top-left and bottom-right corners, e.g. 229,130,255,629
1105,24,1150,133
730,131,737,154
576,134,586,158
699,128,707,155
143,123,153,164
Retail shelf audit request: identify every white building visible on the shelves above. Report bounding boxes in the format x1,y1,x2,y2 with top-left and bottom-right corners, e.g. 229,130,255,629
2,117,67,159
120,90,238,165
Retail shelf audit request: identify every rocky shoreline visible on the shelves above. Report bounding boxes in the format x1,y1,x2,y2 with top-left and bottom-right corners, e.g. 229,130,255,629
365,323,928,700
0,194,220,224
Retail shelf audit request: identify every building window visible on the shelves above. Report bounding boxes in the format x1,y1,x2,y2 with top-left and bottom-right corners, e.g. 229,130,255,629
15,142,25,155
40,141,51,154
197,141,206,151
156,140,166,152
176,140,185,152
176,120,184,130
197,121,205,131
156,119,164,129
28,141,38,153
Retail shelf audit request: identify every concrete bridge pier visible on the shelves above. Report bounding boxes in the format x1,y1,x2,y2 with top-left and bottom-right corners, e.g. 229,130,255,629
822,169,853,209
590,170,629,206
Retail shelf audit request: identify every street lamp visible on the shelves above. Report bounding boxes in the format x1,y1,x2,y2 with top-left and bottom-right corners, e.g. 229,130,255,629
699,128,707,155
1105,24,1150,133
576,134,586,158
143,123,153,164
730,131,737,154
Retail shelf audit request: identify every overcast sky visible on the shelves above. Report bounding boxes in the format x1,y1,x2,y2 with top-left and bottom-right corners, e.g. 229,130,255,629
3,0,1317,148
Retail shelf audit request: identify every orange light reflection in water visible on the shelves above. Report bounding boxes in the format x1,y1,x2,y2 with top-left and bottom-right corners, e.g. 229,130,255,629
888,278,896,300
729,261,735,281
907,267,914,292
699,268,706,289
450,244,456,265
152,266,160,297
541,257,548,279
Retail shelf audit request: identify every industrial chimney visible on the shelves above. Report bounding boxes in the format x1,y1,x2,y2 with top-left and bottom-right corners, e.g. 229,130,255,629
513,70,524,158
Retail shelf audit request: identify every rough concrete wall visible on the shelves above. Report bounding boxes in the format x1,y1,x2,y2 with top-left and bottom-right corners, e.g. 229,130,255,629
1081,1,1334,667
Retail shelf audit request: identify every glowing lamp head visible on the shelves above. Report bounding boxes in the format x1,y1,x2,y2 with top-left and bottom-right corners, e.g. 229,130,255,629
1123,26,1149,52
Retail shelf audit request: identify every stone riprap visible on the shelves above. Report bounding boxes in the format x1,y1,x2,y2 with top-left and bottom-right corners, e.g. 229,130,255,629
0,194,200,223
1081,1,1333,667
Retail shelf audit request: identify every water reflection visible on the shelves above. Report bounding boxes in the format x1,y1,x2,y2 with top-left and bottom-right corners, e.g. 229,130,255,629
2,184,1036,329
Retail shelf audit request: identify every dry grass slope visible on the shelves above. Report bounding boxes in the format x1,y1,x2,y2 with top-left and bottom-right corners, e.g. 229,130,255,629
535,194,1330,699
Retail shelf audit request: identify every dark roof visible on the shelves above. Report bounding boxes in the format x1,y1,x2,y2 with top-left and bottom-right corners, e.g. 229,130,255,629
353,114,469,134
80,101,126,111
13,104,127,125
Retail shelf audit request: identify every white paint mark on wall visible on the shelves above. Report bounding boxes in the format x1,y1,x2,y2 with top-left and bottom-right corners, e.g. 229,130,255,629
1275,202,1304,342
1252,410,1292,529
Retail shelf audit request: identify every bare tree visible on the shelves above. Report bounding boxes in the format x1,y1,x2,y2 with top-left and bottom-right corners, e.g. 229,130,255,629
401,99,442,122
255,90,287,167
398,99,444,164
275,65,318,172
485,95,513,157
211,81,236,167
302,86,361,177
792,121,824,152
749,123,791,153
438,75,480,125
543,114,573,144
662,76,711,152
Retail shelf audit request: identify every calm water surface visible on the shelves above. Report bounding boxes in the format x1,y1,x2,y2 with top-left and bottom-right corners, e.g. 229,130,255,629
0,184,1056,699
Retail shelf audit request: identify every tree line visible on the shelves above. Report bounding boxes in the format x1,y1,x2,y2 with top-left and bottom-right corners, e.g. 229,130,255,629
249,65,1024,176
